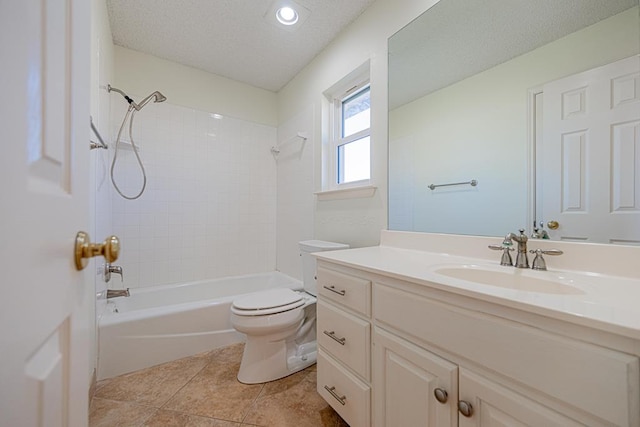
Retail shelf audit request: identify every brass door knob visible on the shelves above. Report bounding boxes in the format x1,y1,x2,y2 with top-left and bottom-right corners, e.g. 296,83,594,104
74,231,120,271
547,220,559,230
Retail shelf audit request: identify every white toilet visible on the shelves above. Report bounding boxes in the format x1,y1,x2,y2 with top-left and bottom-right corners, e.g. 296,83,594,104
230,240,349,384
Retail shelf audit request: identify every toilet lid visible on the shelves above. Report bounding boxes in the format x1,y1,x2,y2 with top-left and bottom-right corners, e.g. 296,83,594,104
232,288,304,312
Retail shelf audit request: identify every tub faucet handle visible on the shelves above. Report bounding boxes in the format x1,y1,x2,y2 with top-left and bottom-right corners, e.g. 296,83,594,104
104,263,124,283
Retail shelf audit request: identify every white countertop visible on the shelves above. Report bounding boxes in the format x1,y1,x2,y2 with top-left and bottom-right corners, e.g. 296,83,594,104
315,232,640,341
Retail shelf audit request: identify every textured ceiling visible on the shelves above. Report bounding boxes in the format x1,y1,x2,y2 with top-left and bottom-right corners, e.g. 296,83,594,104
389,0,638,110
107,0,376,92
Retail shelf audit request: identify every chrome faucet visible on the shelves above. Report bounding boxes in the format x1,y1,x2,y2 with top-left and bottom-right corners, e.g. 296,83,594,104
104,263,123,283
531,221,550,239
106,288,129,298
503,229,529,268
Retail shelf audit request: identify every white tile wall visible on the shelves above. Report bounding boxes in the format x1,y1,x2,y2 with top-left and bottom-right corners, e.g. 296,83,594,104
110,98,277,289
275,104,315,280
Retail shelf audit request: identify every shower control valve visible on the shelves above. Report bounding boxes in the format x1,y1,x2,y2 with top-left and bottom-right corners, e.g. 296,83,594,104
104,263,124,283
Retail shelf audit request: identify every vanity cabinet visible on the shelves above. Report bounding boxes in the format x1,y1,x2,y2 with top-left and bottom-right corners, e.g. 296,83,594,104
316,265,372,427
374,281,639,426
316,258,640,427
375,326,585,426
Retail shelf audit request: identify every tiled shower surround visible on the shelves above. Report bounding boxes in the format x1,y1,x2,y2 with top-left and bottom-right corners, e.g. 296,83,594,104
109,99,277,289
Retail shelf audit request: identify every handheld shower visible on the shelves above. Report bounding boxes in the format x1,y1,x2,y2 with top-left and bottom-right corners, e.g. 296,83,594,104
131,91,167,110
107,85,167,110
107,84,167,200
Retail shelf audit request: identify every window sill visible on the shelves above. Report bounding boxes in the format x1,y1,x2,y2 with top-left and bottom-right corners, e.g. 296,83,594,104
315,185,377,201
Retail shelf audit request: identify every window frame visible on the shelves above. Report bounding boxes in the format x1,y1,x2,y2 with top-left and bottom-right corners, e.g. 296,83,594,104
329,78,371,190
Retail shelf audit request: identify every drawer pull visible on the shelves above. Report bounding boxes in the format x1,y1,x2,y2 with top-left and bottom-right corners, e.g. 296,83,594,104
324,385,347,405
434,388,448,404
323,285,346,296
323,330,346,345
458,400,473,417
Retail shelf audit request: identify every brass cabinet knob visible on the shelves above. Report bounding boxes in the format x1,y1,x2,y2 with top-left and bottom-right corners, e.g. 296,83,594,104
74,231,120,271
547,220,559,230
434,388,448,404
458,400,474,417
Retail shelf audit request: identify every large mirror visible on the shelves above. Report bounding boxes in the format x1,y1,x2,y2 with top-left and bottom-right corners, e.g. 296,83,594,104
388,0,640,244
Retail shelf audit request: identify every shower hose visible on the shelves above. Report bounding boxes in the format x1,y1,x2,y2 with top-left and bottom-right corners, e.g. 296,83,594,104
110,106,147,200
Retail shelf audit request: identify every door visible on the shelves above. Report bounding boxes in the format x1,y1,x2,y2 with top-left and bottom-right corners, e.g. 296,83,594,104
373,328,458,427
540,56,640,244
0,1,91,426
458,369,583,427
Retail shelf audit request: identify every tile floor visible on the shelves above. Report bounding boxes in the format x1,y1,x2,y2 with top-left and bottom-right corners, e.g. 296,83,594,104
89,343,349,426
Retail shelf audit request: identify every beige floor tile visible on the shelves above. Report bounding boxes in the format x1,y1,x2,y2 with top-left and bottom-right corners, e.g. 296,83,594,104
207,343,245,365
95,351,211,407
89,398,157,427
242,370,348,427
91,343,348,427
162,359,264,423
257,368,311,397
142,409,242,426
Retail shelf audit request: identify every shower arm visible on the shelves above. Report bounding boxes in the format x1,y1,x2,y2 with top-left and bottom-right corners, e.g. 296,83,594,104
107,84,136,107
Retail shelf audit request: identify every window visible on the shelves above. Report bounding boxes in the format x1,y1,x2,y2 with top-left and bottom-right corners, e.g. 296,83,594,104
319,62,375,200
337,84,370,184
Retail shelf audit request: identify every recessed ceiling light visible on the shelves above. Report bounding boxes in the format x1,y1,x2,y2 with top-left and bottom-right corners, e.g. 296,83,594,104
265,0,310,32
276,6,298,25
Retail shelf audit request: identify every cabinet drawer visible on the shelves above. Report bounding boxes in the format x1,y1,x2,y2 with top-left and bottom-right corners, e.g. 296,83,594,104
375,283,640,427
317,266,371,316
318,300,370,380
318,348,370,427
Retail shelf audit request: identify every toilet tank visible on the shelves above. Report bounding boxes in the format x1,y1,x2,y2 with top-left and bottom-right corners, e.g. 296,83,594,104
299,240,349,296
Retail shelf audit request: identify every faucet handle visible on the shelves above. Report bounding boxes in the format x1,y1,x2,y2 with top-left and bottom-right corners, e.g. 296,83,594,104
104,263,124,283
529,249,563,271
488,244,514,266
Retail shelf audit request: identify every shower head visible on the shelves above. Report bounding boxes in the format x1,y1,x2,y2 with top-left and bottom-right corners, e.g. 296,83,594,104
107,84,167,110
133,91,167,111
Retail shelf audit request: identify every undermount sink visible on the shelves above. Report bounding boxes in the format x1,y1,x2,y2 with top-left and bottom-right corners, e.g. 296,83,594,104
434,265,585,295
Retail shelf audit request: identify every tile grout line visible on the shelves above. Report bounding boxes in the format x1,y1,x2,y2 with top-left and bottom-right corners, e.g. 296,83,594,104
135,406,160,427
240,383,265,425
154,346,262,426
157,350,217,411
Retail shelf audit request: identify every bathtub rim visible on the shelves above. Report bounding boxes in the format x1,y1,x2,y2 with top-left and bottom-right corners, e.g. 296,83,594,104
100,271,303,326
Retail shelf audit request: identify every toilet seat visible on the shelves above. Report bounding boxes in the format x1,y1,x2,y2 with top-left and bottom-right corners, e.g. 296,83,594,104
231,288,305,316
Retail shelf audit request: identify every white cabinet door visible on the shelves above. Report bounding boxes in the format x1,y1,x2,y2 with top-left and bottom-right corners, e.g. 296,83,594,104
541,55,640,244
458,369,583,427
373,328,458,427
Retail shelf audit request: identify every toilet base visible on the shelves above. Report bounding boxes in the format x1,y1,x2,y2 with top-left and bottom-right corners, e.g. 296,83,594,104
237,337,317,384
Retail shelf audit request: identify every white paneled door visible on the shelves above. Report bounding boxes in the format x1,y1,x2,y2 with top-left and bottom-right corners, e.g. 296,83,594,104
540,55,640,244
0,1,91,426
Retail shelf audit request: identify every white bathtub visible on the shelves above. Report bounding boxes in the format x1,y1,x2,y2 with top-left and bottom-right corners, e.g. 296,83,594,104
97,271,302,380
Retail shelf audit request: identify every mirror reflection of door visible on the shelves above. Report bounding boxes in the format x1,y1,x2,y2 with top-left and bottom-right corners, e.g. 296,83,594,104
537,56,640,244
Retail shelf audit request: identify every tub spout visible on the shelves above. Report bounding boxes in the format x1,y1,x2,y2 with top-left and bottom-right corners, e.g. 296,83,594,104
107,289,130,299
